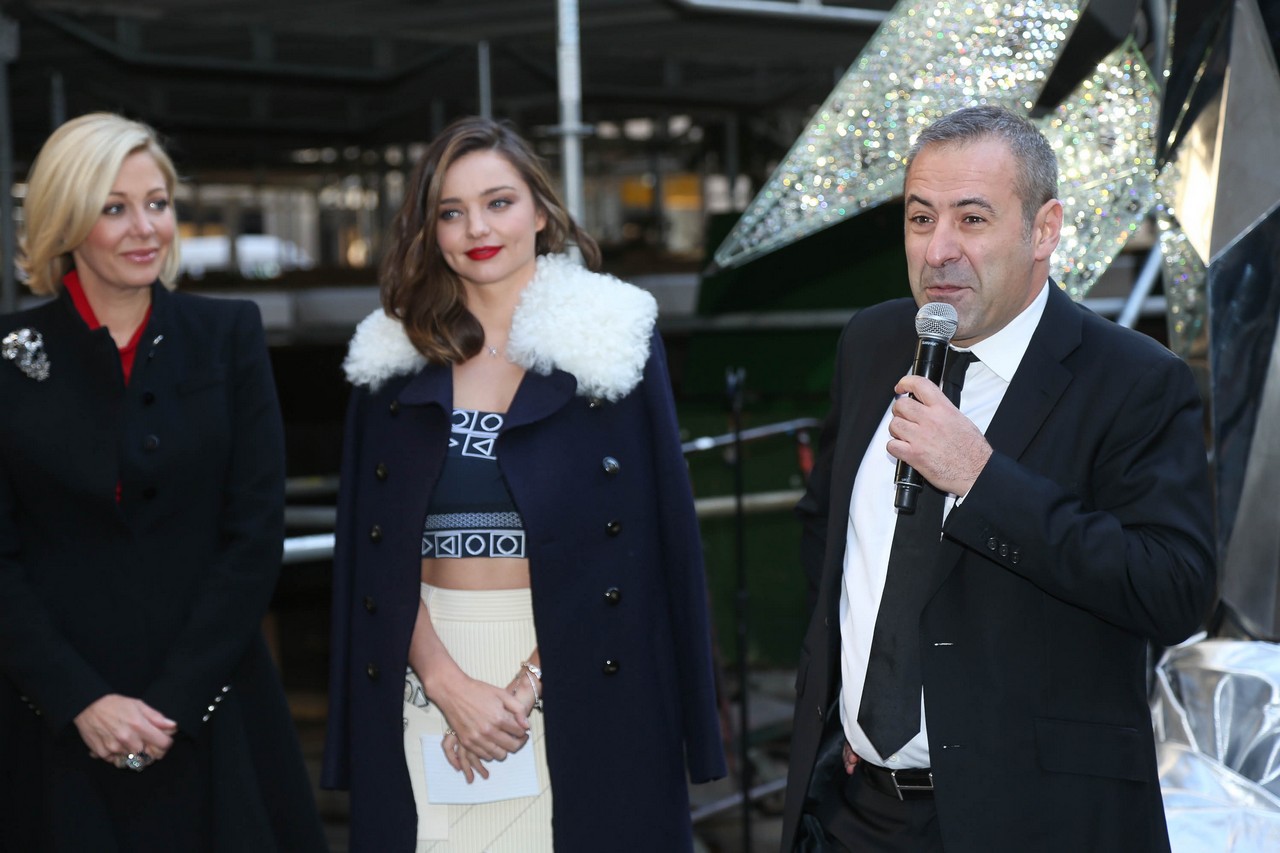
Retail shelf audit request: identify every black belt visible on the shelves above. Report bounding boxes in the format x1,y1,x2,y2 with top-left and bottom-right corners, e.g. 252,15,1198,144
857,761,934,800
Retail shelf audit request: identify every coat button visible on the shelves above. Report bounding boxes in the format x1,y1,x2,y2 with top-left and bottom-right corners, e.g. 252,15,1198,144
604,587,621,605
369,524,383,542
1011,549,1021,564
606,520,622,537
366,663,380,680
999,543,1009,557
602,659,620,675
141,486,158,500
142,434,160,452
364,596,377,613
588,397,603,409
375,462,389,481
602,456,620,475
986,537,998,551
389,400,401,416
141,391,156,405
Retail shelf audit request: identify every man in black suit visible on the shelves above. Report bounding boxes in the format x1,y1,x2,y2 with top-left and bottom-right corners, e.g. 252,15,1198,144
780,105,1215,852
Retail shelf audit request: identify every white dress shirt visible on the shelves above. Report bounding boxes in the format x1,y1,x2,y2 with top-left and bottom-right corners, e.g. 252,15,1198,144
838,283,1050,769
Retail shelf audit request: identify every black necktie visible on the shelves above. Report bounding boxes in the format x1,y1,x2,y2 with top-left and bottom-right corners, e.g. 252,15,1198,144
858,349,978,757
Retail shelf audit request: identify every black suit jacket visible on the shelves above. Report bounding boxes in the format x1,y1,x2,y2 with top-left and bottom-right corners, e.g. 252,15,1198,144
0,285,326,851
781,287,1215,853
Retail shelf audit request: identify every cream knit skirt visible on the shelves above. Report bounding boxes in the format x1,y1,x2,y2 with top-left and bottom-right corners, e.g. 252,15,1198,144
403,584,553,853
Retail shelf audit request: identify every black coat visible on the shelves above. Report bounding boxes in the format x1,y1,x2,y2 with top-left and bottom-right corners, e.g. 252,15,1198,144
782,288,1216,852
0,285,326,852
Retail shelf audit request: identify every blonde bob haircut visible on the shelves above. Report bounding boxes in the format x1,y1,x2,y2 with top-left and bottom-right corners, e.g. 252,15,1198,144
19,112,181,296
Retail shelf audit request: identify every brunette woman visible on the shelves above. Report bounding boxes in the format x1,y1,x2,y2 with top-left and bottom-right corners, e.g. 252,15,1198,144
323,116,725,852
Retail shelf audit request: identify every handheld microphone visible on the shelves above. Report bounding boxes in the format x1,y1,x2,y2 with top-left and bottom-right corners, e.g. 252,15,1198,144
893,302,959,513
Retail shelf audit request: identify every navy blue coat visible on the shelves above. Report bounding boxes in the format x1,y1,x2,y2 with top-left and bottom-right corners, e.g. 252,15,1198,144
0,285,326,852
323,264,726,851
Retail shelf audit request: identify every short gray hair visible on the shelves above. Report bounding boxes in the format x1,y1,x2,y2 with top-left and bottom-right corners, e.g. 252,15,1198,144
907,105,1059,233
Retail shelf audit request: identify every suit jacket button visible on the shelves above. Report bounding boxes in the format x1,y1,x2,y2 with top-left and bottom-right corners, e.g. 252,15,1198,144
366,663,380,680
1011,549,1021,564
602,456,620,475
142,486,158,500
606,520,622,537
986,537,998,551
142,434,160,452
375,462,389,481
388,400,401,416
602,659,620,675
364,596,377,613
604,587,621,605
142,390,156,405
369,524,383,542
817,704,824,720
999,543,1009,557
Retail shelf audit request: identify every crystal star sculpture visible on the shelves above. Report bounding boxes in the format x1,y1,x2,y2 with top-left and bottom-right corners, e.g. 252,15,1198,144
1154,159,1208,358
1039,40,1159,301
713,0,1083,271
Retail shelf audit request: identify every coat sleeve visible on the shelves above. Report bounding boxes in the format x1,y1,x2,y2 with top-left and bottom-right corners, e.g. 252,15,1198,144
644,333,727,783
946,350,1216,646
321,384,365,790
141,303,288,732
0,443,115,730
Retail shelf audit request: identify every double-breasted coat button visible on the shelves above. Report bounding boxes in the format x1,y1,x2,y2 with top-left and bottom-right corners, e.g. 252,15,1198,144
375,463,389,481
986,537,999,551
388,400,401,415
142,434,160,452
1011,549,1021,564
605,520,622,537
369,524,383,542
604,587,621,605
588,397,603,409
141,391,156,405
999,543,1009,557
366,663,380,680
602,456,620,475
602,659,620,675
364,596,378,613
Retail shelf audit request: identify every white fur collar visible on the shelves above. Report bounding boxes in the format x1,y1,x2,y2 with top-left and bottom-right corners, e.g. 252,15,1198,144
343,253,657,401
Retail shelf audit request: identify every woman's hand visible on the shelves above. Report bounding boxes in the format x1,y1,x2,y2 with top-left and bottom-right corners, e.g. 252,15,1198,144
430,668,530,783
73,694,178,766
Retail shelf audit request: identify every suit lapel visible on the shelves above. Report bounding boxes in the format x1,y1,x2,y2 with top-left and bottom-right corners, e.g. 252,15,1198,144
983,283,1080,459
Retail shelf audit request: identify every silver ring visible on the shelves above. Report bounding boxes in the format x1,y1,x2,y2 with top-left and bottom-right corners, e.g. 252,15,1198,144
122,752,153,772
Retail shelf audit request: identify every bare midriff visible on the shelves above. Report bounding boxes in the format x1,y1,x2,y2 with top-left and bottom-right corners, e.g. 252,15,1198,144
421,556,530,591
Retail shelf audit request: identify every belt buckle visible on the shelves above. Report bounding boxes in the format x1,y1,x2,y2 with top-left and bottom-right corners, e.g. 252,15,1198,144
890,768,933,801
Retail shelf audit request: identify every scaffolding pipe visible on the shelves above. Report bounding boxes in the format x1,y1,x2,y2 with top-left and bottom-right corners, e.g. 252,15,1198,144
669,0,888,25
556,0,585,223
477,40,492,120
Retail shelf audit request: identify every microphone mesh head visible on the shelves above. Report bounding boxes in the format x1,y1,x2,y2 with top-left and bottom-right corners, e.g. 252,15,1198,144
915,302,959,341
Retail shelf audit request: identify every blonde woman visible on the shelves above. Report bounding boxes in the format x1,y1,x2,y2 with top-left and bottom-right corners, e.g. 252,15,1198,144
0,113,326,851
323,116,725,852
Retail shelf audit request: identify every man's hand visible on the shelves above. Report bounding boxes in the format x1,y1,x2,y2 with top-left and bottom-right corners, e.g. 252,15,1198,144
888,374,992,497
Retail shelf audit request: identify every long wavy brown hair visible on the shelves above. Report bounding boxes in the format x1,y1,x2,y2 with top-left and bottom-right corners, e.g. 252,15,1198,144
381,116,602,364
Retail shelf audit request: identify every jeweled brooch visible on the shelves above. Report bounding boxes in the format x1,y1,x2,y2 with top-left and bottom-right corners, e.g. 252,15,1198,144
2,328,51,381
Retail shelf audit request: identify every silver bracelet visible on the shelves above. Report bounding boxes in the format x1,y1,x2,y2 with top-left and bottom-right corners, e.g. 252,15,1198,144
519,661,542,711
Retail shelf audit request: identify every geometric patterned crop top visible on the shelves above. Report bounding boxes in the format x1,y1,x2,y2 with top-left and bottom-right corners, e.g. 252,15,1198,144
421,409,526,559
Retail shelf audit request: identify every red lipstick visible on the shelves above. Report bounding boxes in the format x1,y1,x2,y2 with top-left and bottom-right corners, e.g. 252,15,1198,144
466,246,501,260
